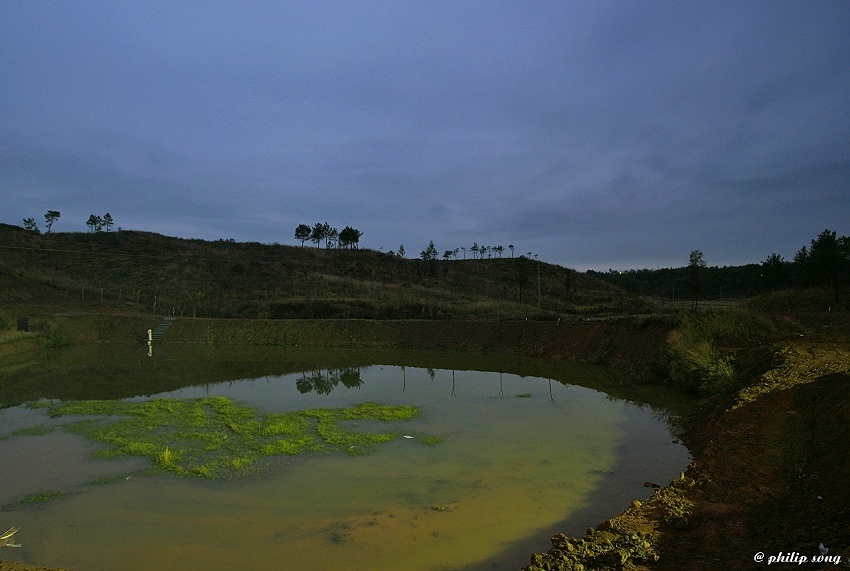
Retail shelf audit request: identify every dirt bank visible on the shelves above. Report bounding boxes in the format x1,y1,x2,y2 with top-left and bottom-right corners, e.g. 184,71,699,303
523,315,850,570
49,314,673,376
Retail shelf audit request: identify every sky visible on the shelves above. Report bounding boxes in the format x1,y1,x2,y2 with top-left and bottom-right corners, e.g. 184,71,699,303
2,1,849,271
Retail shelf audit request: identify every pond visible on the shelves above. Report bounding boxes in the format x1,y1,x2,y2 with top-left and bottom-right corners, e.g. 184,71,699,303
0,345,691,570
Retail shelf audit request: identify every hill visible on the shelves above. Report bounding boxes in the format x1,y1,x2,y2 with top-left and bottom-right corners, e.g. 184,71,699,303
0,224,649,319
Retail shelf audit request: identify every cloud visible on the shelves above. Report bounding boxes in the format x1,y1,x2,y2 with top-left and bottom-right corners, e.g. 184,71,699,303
2,1,849,270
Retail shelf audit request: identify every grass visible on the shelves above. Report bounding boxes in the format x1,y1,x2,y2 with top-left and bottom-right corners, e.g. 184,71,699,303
663,307,783,395
0,223,649,320
41,397,425,479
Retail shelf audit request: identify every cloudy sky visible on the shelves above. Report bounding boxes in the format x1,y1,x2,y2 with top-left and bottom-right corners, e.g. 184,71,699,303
2,1,848,270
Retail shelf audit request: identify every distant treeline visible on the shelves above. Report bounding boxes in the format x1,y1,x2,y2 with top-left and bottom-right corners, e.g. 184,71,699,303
587,264,767,300
589,229,849,301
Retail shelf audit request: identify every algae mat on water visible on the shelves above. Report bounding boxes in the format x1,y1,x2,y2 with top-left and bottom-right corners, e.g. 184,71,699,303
35,398,422,478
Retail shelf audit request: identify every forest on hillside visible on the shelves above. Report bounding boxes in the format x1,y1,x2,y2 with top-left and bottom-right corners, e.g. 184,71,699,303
589,229,849,302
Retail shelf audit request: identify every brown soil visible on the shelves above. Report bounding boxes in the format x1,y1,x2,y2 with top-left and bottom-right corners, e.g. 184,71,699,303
3,312,849,571
524,311,850,570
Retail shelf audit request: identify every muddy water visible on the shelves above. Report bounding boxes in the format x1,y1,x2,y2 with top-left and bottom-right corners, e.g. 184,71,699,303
0,348,690,570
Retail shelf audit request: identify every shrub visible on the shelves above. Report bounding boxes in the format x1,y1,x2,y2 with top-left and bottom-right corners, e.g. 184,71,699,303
665,327,736,394
661,309,772,395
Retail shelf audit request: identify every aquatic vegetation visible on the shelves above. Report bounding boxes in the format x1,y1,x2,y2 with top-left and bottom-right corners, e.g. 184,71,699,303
0,424,55,440
2,490,73,511
44,397,422,479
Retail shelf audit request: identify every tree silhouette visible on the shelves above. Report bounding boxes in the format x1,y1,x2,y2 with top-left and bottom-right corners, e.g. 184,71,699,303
102,212,114,232
420,241,438,260
86,214,103,233
420,241,439,277
687,250,707,310
794,229,849,301
338,226,363,249
325,226,339,248
22,217,39,232
761,253,787,291
44,210,60,233
310,222,330,248
295,224,311,247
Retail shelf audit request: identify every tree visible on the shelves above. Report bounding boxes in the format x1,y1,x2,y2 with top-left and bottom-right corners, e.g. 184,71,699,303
443,250,453,260
687,250,707,310
325,226,339,249
494,245,504,258
508,244,515,258
338,226,363,249
795,229,849,301
102,212,114,232
86,214,103,233
44,210,60,233
420,240,438,261
760,253,787,291
420,240,439,277
471,242,479,259
295,224,312,247
397,244,405,258
22,217,39,232
310,222,330,248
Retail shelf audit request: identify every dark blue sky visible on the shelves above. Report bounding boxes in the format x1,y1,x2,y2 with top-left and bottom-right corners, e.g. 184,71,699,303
2,1,849,270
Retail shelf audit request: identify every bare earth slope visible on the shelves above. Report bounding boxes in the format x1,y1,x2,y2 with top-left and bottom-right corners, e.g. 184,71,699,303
524,312,850,570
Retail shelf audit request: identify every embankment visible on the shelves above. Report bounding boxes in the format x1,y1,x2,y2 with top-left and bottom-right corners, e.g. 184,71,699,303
51,314,673,378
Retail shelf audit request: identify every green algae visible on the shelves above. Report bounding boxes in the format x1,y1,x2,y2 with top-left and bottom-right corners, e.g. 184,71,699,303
43,397,422,479
2,490,74,511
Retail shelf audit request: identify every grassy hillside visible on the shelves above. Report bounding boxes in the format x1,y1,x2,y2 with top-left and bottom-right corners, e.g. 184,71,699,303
0,223,649,319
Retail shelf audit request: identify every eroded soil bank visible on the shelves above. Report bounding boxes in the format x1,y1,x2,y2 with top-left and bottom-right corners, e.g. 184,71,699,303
523,313,850,570
3,312,849,570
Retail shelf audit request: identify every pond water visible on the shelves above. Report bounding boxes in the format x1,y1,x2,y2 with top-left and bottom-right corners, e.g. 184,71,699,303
0,345,690,571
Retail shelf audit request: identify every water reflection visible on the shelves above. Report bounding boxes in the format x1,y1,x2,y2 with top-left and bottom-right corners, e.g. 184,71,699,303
295,367,364,395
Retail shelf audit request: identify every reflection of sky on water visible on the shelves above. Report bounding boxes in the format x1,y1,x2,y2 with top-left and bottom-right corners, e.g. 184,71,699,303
153,365,611,414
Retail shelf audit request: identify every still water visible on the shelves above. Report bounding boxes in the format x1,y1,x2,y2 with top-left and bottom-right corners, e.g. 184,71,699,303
0,346,690,570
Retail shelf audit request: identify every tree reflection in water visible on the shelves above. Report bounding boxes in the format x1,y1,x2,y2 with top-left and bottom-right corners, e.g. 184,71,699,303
296,367,364,395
